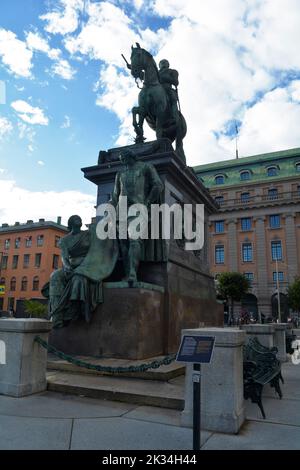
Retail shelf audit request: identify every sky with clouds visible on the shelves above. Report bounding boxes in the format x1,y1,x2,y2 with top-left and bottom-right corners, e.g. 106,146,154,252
1,0,300,225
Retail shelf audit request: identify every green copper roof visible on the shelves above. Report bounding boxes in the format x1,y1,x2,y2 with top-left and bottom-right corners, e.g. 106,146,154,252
193,147,300,188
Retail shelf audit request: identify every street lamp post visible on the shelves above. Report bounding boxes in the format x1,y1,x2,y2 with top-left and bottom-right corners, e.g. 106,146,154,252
275,257,281,323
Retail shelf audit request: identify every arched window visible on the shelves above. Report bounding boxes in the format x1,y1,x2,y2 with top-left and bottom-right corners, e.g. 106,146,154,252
240,170,251,181
267,166,278,177
215,174,225,185
10,277,16,291
21,276,28,291
295,162,300,172
33,276,39,291
0,277,5,285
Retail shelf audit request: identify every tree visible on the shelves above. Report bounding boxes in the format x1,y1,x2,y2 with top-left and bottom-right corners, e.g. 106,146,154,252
24,300,48,319
216,272,251,325
287,277,300,313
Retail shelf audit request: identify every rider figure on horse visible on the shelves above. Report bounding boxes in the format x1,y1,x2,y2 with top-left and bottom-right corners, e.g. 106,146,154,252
158,59,180,124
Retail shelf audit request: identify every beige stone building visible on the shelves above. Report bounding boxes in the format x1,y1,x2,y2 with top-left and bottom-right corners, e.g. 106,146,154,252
194,147,300,320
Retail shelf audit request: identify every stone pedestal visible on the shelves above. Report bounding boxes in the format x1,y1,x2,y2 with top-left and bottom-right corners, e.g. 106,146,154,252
0,318,52,397
240,324,275,349
274,323,288,362
181,327,246,434
50,283,165,360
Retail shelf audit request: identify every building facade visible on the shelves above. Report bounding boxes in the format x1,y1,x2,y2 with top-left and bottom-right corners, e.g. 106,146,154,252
194,147,300,319
0,218,68,313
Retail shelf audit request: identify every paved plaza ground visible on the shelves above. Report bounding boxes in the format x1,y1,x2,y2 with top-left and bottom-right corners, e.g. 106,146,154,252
0,359,300,450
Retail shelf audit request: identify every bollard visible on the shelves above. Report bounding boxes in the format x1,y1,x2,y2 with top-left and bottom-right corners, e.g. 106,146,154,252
0,318,52,397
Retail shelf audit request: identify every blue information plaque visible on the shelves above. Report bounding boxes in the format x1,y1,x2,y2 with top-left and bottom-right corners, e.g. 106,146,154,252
176,335,215,364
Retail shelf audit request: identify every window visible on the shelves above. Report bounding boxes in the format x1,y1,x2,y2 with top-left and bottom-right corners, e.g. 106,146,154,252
273,272,284,282
215,221,224,233
15,237,21,249
269,215,280,228
1,255,8,269
10,277,16,291
267,166,278,177
35,253,42,268
21,276,28,291
52,254,59,270
241,217,252,231
0,277,5,285
37,235,44,247
271,241,282,261
4,239,10,250
242,243,253,262
12,255,19,269
268,188,278,200
244,272,254,283
214,196,224,205
55,236,61,248
240,171,250,181
241,192,250,203
33,276,39,291
296,163,300,172
23,254,30,268
298,185,300,196
215,245,224,264
215,175,225,185
25,236,32,248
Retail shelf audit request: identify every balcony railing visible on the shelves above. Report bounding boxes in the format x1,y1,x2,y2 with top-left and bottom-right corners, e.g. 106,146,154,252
215,190,300,210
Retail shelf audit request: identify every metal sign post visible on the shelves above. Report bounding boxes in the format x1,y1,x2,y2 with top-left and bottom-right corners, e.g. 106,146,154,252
193,363,201,450
177,335,215,451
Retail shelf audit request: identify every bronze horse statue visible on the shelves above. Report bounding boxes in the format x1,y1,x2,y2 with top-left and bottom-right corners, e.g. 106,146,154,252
126,43,187,162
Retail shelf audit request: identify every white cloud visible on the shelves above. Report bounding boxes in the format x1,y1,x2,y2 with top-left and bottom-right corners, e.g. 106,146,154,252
51,59,76,80
26,31,51,54
26,31,61,59
37,160,45,165
0,169,5,174
0,29,33,77
26,31,75,80
64,2,138,66
11,100,49,126
40,0,84,36
0,179,96,227
0,117,13,140
220,84,300,157
61,115,71,128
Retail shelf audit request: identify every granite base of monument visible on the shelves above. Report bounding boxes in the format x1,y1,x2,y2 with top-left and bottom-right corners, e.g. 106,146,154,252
49,282,223,360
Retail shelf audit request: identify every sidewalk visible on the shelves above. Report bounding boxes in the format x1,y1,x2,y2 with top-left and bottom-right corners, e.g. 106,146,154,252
0,361,300,450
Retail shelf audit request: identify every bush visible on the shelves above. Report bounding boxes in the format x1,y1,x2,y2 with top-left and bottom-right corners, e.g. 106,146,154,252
23,300,48,319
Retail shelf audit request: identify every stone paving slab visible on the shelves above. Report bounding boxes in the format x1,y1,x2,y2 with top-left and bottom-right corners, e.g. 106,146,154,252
0,415,72,450
246,397,300,426
202,421,300,450
0,391,136,419
70,416,194,450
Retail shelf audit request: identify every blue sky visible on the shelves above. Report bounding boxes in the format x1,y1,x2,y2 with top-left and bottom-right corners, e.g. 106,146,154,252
1,0,300,224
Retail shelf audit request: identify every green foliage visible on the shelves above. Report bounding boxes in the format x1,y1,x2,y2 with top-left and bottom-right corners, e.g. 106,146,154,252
217,272,251,302
287,277,300,312
24,300,48,318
